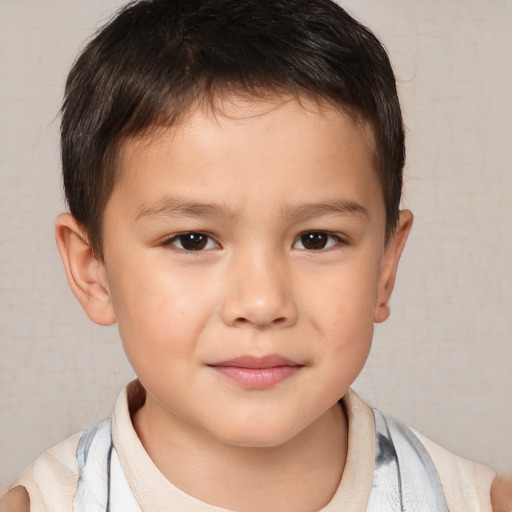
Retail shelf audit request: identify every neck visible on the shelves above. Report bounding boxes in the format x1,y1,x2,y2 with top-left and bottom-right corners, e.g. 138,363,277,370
133,397,348,512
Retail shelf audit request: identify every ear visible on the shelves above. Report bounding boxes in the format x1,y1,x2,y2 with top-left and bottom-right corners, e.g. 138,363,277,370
55,213,116,326
374,209,413,323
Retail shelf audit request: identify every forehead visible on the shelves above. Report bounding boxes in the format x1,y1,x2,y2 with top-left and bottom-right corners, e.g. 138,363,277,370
119,93,375,156
113,96,382,218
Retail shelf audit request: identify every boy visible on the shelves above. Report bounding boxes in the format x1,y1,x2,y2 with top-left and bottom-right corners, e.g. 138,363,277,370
2,0,511,510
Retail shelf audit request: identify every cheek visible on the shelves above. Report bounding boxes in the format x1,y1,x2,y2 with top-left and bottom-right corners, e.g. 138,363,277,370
304,261,381,329
301,259,379,378
107,260,214,359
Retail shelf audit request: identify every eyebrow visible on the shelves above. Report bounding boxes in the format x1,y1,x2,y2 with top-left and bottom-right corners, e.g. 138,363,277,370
135,197,235,220
281,200,369,221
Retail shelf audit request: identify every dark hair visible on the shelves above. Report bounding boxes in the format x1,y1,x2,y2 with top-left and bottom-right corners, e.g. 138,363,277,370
61,0,404,258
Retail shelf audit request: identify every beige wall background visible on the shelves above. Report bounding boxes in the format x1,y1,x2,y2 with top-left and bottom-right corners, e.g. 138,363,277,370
1,0,511,486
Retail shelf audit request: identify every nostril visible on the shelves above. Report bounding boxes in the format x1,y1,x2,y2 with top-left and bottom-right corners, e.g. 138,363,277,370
233,315,288,327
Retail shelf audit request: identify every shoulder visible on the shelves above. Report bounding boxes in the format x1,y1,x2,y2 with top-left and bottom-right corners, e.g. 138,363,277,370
413,429,496,512
349,390,497,512
0,486,29,512
490,475,512,512
420,430,512,512
1,431,82,512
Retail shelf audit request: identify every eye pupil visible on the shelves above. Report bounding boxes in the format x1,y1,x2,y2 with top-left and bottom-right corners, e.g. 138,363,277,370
301,232,328,250
179,233,208,250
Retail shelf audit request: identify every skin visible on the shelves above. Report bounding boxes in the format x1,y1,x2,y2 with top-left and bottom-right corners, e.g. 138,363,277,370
491,476,512,512
0,487,29,512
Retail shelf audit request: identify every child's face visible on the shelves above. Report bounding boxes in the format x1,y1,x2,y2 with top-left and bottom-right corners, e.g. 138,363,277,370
96,96,409,447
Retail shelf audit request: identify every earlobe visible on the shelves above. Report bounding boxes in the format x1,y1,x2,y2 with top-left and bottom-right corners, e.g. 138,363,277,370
55,213,116,326
374,209,413,323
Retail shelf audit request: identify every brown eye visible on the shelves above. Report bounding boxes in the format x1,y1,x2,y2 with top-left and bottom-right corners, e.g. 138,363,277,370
179,233,207,250
169,232,217,251
294,231,341,250
300,232,327,250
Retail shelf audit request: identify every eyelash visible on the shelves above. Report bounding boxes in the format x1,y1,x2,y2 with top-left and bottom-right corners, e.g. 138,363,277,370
163,230,346,253
163,232,220,252
293,231,346,251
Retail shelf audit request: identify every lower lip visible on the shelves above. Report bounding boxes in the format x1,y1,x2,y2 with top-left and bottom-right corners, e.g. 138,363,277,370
211,365,301,389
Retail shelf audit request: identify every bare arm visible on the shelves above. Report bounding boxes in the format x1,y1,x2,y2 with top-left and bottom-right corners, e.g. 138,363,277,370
0,487,30,512
492,475,512,512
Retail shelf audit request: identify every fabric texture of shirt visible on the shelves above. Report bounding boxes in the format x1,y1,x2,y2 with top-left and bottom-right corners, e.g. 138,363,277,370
10,380,496,511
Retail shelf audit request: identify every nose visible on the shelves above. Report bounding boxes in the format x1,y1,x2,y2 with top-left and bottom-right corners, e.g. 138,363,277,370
220,249,298,329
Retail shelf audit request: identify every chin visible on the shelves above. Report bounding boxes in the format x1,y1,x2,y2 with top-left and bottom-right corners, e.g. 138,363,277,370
208,416,305,449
